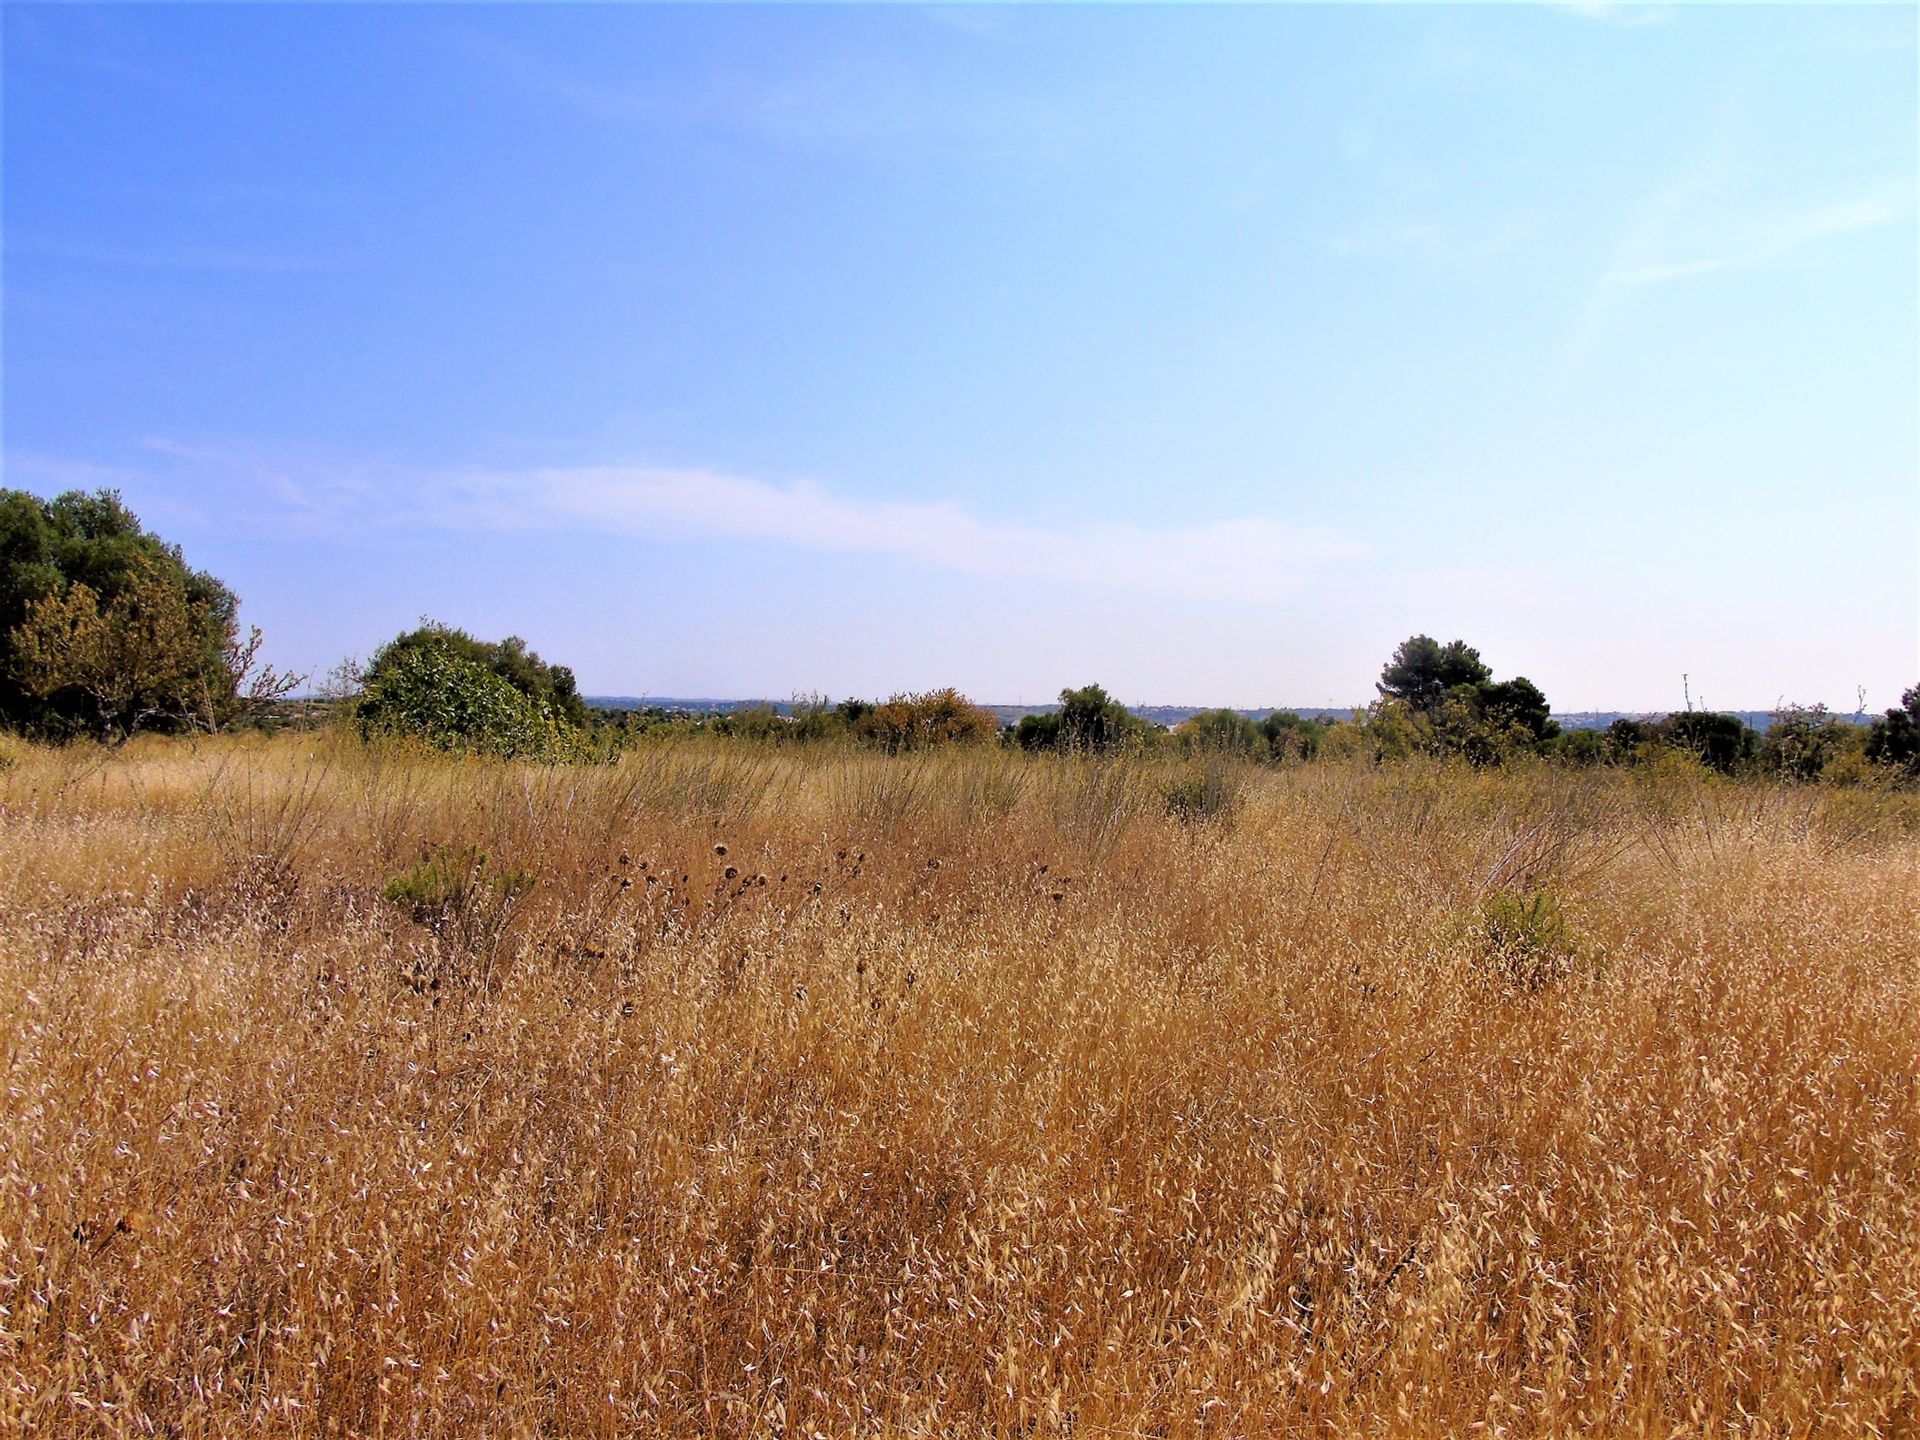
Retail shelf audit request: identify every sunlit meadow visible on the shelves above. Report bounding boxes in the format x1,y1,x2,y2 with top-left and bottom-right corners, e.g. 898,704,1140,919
1,734,1915,1437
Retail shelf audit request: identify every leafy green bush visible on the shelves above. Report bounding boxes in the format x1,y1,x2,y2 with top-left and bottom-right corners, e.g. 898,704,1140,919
354,630,588,760
1866,686,1920,780
1175,709,1264,757
1656,711,1757,775
1260,710,1327,762
365,622,588,727
1014,684,1153,754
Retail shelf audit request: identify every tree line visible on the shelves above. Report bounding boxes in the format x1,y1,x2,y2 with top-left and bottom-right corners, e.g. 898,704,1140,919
4,487,1916,784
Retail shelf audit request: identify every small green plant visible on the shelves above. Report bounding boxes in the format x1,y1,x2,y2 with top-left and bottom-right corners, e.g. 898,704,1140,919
1163,758,1245,826
1477,888,1585,990
383,843,536,985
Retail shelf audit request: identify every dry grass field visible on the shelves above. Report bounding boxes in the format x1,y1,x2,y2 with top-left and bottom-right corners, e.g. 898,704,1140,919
1,734,1916,1438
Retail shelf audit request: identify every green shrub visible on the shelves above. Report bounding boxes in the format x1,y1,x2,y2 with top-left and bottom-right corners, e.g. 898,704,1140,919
354,632,588,761
1163,758,1246,826
1175,709,1264,758
1476,888,1587,991
383,843,536,983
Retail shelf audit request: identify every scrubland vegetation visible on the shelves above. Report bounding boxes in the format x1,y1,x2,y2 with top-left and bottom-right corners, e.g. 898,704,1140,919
3,732,1916,1437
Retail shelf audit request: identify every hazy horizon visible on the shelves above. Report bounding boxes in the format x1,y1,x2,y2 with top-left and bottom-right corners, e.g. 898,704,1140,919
5,3,1915,712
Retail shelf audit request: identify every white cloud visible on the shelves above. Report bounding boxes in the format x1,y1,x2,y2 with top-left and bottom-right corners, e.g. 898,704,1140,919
27,444,1362,603
1604,198,1897,287
436,464,1361,601
1546,1,1672,26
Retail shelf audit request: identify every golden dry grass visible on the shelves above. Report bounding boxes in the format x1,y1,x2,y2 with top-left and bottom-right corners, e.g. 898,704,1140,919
1,734,1916,1437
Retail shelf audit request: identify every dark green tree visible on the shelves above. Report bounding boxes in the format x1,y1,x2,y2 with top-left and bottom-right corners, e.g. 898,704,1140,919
1177,708,1264,757
1865,685,1920,777
1251,714,1328,768
1373,635,1556,764
1377,635,1492,715
1478,677,1559,743
1658,711,1758,775
1605,718,1648,763
1760,704,1858,783
1260,710,1327,763
1,488,287,740
1012,684,1146,753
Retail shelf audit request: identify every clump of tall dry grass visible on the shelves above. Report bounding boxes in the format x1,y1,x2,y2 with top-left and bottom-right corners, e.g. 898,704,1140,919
1,733,1915,1437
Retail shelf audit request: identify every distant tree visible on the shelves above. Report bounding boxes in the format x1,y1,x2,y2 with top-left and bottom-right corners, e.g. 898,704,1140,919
1760,704,1859,783
1176,708,1264,757
1011,685,1147,754
1605,718,1648,763
1657,711,1757,775
836,697,875,729
1,489,296,741
354,625,587,760
1059,683,1145,752
1011,710,1063,751
1259,710,1327,763
856,688,999,753
1372,635,1556,764
364,622,588,729
1478,677,1558,743
1377,636,1492,715
1865,685,1920,777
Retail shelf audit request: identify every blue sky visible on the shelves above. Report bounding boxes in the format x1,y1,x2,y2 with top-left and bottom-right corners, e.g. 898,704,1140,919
5,2,1914,711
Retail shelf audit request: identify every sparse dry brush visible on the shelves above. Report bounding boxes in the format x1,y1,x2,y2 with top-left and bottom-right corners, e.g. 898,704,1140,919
1,735,1916,1438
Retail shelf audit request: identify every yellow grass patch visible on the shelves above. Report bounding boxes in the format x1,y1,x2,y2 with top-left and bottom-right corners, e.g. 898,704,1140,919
1,735,1915,1436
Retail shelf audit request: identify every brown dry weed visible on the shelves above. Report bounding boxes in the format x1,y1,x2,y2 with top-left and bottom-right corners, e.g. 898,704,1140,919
1,734,1916,1437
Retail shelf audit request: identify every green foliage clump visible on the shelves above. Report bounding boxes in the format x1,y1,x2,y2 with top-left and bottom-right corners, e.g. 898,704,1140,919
364,622,588,727
1866,686,1920,780
383,843,536,982
1373,635,1558,765
1260,710,1327,762
1657,711,1757,776
1176,708,1264,757
1477,889,1588,991
1758,704,1866,783
1377,635,1492,713
1162,757,1246,825
355,626,589,761
1014,684,1151,754
1,488,293,741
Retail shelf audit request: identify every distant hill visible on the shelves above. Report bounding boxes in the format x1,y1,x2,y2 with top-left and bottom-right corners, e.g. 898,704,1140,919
587,698,1848,732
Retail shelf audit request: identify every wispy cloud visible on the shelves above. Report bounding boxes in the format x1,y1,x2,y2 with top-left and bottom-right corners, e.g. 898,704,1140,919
1316,213,1541,265
29,444,1362,603
450,466,1361,600
1604,198,1897,288
1546,1,1672,27
442,24,1077,164
12,235,341,274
